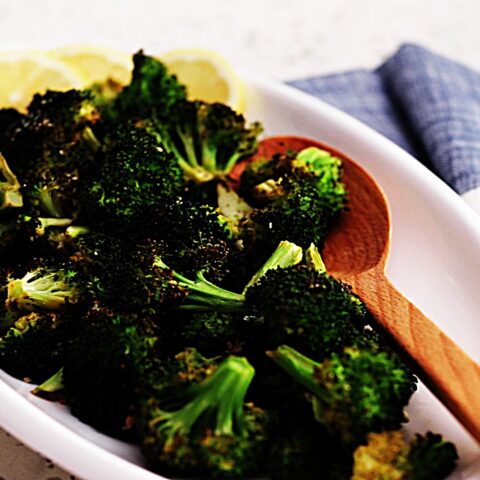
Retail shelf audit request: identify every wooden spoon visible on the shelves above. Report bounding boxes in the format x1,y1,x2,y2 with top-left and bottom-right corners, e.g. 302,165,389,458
243,136,480,443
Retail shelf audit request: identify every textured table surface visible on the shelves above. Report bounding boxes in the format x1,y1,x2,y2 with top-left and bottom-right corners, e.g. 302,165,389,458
1,0,480,478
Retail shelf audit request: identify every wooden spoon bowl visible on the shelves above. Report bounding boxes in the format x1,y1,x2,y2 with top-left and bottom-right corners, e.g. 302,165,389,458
243,136,480,442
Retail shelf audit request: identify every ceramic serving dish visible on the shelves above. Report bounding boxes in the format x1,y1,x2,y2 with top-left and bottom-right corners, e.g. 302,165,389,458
0,73,479,480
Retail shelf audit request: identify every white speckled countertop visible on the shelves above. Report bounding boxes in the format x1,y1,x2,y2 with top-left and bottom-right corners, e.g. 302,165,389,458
1,0,480,478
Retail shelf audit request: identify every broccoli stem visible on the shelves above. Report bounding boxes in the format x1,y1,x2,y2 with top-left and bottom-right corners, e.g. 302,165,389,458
305,243,326,273
0,152,23,211
150,356,254,440
222,151,242,175
266,344,321,395
242,240,303,292
32,367,64,395
35,217,73,236
201,143,217,173
178,130,199,168
154,258,246,312
38,187,63,218
177,158,215,183
82,126,101,151
65,225,90,238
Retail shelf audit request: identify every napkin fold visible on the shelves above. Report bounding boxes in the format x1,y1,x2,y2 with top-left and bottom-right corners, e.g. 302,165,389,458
289,44,480,212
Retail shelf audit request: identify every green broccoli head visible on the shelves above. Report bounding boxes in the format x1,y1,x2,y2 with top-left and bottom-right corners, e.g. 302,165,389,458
147,198,241,284
62,306,163,438
152,100,262,183
110,51,187,121
67,233,187,315
269,345,417,445
0,311,80,383
240,147,347,250
79,124,183,235
245,264,368,357
406,432,459,480
352,430,458,480
139,355,270,478
6,89,101,219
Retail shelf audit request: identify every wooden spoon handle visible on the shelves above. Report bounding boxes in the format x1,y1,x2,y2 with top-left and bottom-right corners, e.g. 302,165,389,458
351,270,480,442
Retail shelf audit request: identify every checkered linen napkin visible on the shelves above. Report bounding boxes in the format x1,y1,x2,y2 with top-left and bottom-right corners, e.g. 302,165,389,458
288,44,480,213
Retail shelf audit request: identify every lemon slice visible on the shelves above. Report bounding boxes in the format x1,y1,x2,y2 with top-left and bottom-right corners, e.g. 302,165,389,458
161,48,244,111
0,51,85,110
49,45,133,86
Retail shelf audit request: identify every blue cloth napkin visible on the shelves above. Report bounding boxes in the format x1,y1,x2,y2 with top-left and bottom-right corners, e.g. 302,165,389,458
288,44,480,196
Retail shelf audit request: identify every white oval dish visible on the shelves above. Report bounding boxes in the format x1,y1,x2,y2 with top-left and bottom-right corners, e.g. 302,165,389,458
0,74,479,480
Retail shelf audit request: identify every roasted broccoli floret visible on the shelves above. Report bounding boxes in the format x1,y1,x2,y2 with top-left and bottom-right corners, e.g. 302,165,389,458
147,198,242,284
79,124,183,235
62,306,163,438
4,90,100,219
151,100,262,184
352,430,458,480
245,264,368,357
109,51,186,121
139,355,270,478
0,311,80,383
240,147,347,250
268,345,417,445
59,232,185,316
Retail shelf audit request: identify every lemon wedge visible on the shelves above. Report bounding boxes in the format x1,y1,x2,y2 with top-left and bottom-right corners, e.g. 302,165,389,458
160,48,244,111
0,51,85,110
49,45,133,86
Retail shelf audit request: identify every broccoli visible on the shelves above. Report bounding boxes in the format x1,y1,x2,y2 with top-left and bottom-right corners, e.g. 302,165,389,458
151,100,262,184
4,90,101,219
108,51,261,184
239,147,347,250
109,51,187,122
0,311,80,383
57,232,185,316
6,265,83,313
139,355,270,478
268,345,417,445
352,430,458,480
62,306,163,438
147,198,241,285
245,264,368,357
79,124,183,235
